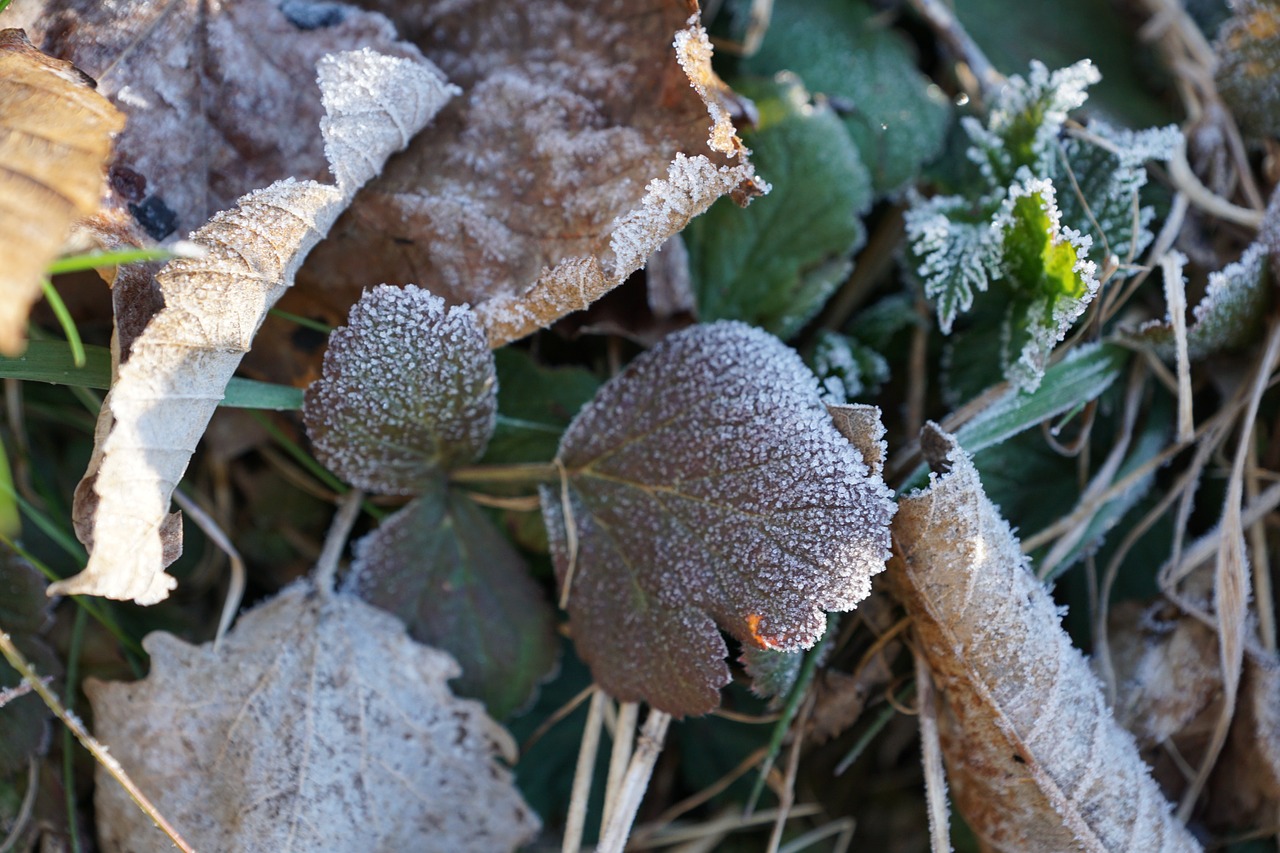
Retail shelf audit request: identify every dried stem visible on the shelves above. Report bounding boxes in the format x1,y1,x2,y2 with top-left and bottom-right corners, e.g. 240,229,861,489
562,688,605,853
915,650,952,853
172,488,244,648
601,701,639,830
905,0,1003,103
596,709,672,853
312,488,364,596
0,631,196,853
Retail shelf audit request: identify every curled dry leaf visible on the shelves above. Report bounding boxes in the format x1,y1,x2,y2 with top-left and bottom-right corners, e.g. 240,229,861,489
303,285,496,495
542,322,895,716
51,49,456,604
28,0,424,239
87,582,539,853
282,1,762,359
893,425,1200,852
0,28,123,355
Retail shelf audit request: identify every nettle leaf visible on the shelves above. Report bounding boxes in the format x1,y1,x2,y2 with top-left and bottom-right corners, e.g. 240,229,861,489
344,480,557,720
685,74,871,340
904,194,1001,334
303,284,496,494
744,0,950,195
964,60,1100,186
811,330,890,403
541,322,895,716
990,175,1099,390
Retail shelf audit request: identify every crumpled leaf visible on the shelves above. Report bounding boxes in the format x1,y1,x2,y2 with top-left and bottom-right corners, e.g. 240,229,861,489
685,74,871,339
27,0,423,238
0,28,123,355
285,3,761,356
541,322,895,717
344,481,557,720
743,0,950,195
1132,242,1269,361
304,285,496,495
87,582,539,852
894,425,1200,852
51,49,454,604
0,552,57,778
1216,0,1280,140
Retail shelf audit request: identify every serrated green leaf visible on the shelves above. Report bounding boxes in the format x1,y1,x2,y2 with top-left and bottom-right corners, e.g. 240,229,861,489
904,194,1000,334
810,329,890,402
345,479,557,720
483,349,601,466
743,0,950,195
542,322,895,716
303,285,496,494
685,75,870,339
740,645,804,708
0,553,57,777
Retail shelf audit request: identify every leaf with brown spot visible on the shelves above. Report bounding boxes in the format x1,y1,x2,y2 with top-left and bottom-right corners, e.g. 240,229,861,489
52,49,454,604
0,28,122,355
542,322,894,717
273,0,761,368
25,0,424,240
87,582,539,853
894,425,1200,852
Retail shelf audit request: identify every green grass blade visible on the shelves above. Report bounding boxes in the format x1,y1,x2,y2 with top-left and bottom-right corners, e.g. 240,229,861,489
39,279,86,367
45,247,181,276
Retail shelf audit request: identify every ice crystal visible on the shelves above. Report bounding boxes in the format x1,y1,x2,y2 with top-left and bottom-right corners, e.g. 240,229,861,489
542,322,895,716
304,284,497,494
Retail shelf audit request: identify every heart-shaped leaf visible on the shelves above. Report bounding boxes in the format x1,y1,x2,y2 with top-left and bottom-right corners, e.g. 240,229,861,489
303,284,497,494
542,322,895,716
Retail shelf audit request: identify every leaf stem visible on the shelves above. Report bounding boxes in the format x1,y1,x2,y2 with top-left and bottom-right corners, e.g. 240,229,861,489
449,462,560,487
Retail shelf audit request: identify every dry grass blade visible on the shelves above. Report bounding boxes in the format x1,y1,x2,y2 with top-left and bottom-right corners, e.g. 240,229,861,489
597,709,672,853
915,649,952,853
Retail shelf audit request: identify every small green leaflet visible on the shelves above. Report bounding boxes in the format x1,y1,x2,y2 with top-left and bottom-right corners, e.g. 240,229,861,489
303,285,496,494
483,348,601,466
543,322,895,716
685,75,871,339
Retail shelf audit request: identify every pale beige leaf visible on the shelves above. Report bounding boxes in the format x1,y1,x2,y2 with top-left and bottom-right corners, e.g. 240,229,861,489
27,0,425,238
263,2,762,374
894,425,1200,852
49,49,455,604
0,28,123,355
86,582,539,853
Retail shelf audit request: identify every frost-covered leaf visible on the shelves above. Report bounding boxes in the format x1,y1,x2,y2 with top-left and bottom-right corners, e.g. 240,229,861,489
52,49,452,604
684,74,870,339
743,0,950,195
289,3,761,351
964,60,1100,186
0,29,123,355
483,348,601,466
811,330,890,403
894,425,1201,852
989,175,1100,391
87,582,539,852
26,0,424,238
304,285,496,494
1216,0,1280,140
904,195,999,335
741,645,805,708
1133,242,1269,361
344,482,557,720
0,553,57,778
542,322,895,716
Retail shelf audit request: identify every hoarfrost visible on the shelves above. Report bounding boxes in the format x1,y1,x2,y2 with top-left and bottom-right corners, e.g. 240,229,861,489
542,322,895,716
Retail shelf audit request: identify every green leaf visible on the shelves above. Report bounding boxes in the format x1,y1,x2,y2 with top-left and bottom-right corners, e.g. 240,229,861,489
542,322,895,716
810,329,890,402
740,645,805,708
990,176,1100,390
904,194,1000,334
743,0,950,195
685,75,870,339
303,285,497,494
0,553,58,778
345,480,557,720
483,349,601,465
0,341,304,410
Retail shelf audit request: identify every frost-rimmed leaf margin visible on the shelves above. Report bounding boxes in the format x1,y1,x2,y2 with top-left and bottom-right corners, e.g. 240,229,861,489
541,321,895,717
303,284,497,495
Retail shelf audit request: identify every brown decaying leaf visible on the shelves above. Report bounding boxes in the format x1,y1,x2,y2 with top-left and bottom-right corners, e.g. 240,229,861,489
273,1,762,365
86,582,539,853
893,425,1201,852
28,0,424,239
0,28,123,355
542,322,895,717
50,49,456,604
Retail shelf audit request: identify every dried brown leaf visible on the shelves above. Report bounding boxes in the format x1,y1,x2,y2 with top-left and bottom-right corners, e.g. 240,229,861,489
278,1,762,363
50,49,455,604
27,0,423,238
894,425,1200,852
87,582,539,853
0,28,123,355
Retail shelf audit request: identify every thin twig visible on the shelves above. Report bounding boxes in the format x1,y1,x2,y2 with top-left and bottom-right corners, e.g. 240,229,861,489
562,688,605,853
766,694,812,853
905,0,1004,102
915,650,952,853
597,709,672,853
172,488,245,648
0,631,195,853
1168,137,1264,229
1158,253,1196,442
0,757,38,853
312,488,364,596
601,701,639,831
